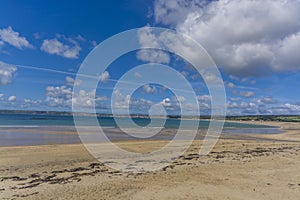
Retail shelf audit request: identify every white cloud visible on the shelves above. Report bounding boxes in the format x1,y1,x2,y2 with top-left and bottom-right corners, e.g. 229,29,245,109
46,86,73,106
46,85,107,108
112,89,131,109
24,99,42,105
197,94,211,102
197,95,211,110
0,27,33,49
269,103,300,114
227,97,300,115
274,31,300,71
136,49,170,64
250,80,256,85
112,89,153,111
261,97,274,104
227,82,235,89
176,95,185,103
91,40,98,48
136,26,223,84
99,71,110,83
161,97,171,107
65,76,82,86
136,27,170,64
21,99,43,108
180,71,189,78
8,96,16,102
41,38,81,59
134,72,143,78
153,0,300,76
240,91,255,98
227,100,258,115
142,84,157,94
72,89,107,108
152,95,203,114
154,0,206,27
225,97,300,115
0,61,17,85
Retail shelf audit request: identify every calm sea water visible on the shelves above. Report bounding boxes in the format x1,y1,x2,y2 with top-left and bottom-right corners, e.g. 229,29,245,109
0,113,281,146
0,113,274,128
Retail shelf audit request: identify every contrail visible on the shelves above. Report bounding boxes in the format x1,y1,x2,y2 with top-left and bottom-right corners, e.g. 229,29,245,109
11,63,200,94
14,64,97,79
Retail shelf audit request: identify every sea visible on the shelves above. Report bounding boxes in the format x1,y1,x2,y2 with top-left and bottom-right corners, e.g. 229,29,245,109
0,113,281,146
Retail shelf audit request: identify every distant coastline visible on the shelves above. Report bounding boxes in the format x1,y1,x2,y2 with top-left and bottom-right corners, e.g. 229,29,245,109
1,109,300,122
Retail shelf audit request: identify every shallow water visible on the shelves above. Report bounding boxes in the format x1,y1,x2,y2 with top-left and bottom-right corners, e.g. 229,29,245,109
0,113,281,146
0,113,275,129
0,126,282,147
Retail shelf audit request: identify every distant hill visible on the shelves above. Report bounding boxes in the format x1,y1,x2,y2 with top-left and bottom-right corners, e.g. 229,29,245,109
226,115,300,122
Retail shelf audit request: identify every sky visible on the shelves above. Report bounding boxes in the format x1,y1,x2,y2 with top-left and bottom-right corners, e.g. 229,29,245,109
0,0,300,116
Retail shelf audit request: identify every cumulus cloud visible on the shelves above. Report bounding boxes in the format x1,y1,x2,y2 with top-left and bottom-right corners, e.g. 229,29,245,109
136,26,223,84
226,95,300,115
24,99,42,105
197,94,211,110
266,103,300,115
136,27,171,64
0,61,17,85
0,27,33,49
112,89,131,109
136,49,170,64
65,76,82,86
142,84,157,94
46,86,73,106
153,0,300,76
197,94,211,102
99,71,110,83
240,91,255,98
260,97,275,104
227,101,257,115
161,97,171,107
154,0,207,27
20,99,43,109
8,96,16,102
145,95,207,115
41,38,81,59
46,85,107,109
72,89,108,108
112,89,153,111
227,82,235,89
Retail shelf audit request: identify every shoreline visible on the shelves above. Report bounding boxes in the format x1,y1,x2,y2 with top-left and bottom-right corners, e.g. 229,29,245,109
0,120,297,148
0,121,299,199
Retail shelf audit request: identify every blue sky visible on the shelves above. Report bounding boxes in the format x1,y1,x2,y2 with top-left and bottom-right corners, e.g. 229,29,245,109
1,0,300,115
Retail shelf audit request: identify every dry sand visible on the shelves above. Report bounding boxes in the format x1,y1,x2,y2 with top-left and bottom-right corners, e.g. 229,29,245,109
0,121,300,199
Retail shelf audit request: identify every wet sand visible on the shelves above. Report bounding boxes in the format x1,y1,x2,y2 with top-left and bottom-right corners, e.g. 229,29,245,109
0,121,300,199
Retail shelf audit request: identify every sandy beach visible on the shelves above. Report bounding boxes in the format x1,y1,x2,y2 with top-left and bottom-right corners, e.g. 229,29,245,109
1,121,300,200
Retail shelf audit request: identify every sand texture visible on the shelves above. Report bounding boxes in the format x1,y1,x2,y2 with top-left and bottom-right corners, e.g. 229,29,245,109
0,121,300,199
